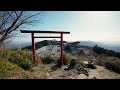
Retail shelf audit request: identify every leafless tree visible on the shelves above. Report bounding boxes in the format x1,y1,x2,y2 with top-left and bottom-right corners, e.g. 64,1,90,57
0,11,44,45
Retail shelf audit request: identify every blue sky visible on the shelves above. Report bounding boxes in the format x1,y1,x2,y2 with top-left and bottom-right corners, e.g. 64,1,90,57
15,11,120,44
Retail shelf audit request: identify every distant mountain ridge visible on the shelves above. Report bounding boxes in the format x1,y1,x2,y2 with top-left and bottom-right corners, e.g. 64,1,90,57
23,40,67,50
6,40,120,52
80,41,120,52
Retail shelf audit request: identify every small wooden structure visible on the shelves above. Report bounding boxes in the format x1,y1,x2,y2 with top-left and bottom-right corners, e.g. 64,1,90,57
20,30,70,65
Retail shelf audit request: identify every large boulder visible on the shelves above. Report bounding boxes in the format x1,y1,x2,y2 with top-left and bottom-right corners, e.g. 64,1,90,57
64,59,77,70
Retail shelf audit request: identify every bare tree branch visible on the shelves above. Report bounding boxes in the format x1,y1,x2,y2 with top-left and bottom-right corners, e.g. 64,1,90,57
0,11,14,29
0,11,44,45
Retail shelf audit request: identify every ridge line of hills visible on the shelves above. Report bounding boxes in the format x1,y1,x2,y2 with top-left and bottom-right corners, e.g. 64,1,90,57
21,40,120,59
5,40,120,53
23,40,120,52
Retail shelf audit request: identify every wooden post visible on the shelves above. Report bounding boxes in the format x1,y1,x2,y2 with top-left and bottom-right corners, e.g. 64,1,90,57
31,33,36,64
60,33,63,65
20,30,70,65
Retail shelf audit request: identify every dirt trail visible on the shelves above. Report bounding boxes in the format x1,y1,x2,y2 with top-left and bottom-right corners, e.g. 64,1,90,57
8,65,120,79
48,65,120,79
86,66,120,79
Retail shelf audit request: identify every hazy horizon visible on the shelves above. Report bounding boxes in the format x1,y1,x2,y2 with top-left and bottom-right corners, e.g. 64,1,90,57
10,11,120,45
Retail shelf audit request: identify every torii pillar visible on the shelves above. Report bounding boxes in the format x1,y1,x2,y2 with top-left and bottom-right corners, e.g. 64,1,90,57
21,30,70,66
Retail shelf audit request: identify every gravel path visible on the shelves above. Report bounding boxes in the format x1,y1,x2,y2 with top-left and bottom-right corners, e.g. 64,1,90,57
48,65,120,79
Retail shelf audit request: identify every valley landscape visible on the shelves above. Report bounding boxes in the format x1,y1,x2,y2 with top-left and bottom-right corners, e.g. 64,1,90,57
0,11,120,79
1,40,120,79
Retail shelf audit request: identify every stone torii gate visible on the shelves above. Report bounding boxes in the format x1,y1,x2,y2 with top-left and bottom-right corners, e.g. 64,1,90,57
20,30,70,66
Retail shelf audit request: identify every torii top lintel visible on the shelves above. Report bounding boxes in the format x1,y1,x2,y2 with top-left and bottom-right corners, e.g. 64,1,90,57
20,30,70,34
20,30,70,66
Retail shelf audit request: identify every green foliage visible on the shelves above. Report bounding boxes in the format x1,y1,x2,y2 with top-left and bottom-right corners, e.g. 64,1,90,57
56,55,70,67
0,59,23,78
96,55,108,66
0,49,11,60
23,40,51,50
0,47,33,70
97,55,120,73
93,44,120,58
0,47,50,78
31,64,49,72
105,57,120,73
9,48,33,70
76,55,87,63
64,45,71,53
23,40,67,50
41,55,54,64
51,65,58,71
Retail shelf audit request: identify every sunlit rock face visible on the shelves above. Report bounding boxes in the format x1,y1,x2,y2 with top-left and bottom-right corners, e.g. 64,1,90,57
36,45,63,59
36,42,81,58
